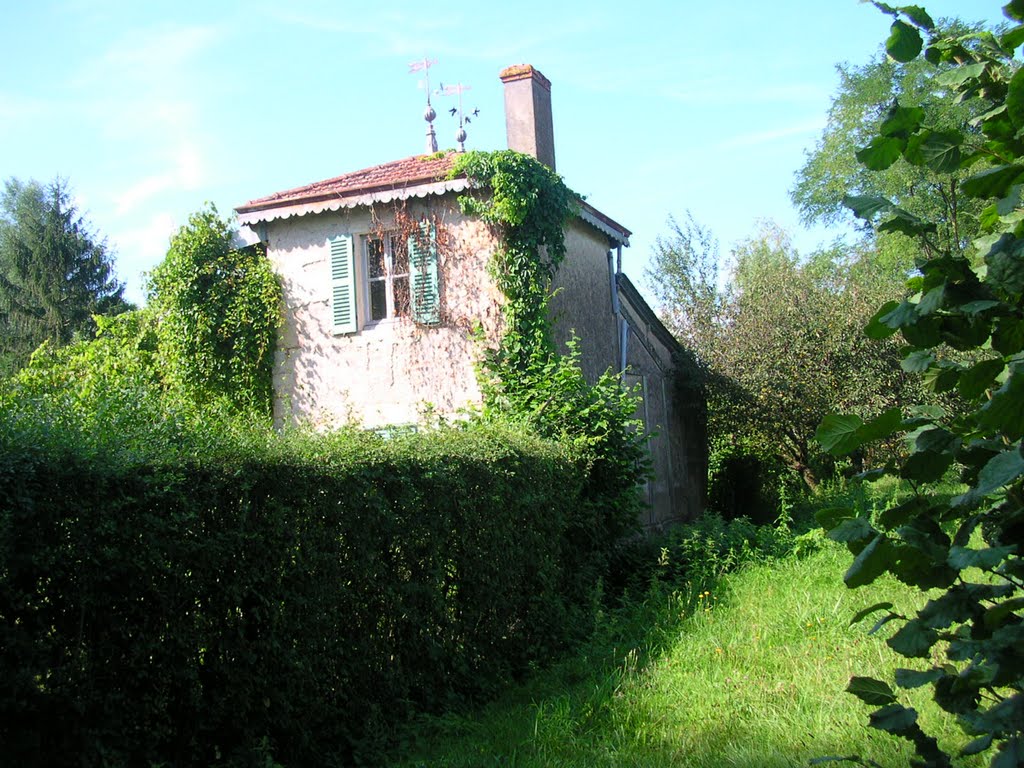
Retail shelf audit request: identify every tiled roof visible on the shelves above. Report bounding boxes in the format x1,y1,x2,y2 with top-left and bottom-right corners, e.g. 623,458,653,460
236,152,459,214
234,150,630,246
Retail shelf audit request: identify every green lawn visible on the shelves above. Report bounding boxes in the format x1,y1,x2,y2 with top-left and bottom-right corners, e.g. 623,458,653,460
389,541,980,767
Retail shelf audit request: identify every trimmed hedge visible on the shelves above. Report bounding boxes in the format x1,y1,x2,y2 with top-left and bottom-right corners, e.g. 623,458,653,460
0,418,609,766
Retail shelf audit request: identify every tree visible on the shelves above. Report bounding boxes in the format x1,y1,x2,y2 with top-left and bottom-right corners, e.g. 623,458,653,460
815,4,1024,766
791,19,991,256
649,217,921,495
0,177,128,376
146,205,280,414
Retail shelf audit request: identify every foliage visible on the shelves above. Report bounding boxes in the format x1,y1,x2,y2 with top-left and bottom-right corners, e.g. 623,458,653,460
791,16,990,258
391,499,983,768
0,177,129,376
452,149,648,569
147,204,280,414
0,401,612,767
815,5,1024,766
648,215,922,495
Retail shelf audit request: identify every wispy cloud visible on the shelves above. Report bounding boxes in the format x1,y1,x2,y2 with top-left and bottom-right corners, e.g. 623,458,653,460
662,80,827,106
114,144,204,215
715,117,826,149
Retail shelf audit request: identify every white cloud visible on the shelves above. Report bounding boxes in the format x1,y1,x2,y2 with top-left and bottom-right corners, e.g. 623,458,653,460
715,118,826,149
110,211,179,303
115,144,205,215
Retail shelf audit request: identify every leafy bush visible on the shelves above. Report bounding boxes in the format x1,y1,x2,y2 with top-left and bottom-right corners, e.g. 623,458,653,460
815,6,1024,767
0,409,613,766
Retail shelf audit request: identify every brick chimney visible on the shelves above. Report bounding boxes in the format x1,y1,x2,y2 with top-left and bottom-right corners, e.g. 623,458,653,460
499,64,555,171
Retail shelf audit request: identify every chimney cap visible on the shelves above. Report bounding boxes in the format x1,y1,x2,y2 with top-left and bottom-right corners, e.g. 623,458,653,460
499,64,551,90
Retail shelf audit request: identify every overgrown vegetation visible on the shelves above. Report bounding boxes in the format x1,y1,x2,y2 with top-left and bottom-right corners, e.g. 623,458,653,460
387,480,987,767
0,160,656,766
453,149,650,582
814,5,1024,766
0,408,612,766
0,177,130,377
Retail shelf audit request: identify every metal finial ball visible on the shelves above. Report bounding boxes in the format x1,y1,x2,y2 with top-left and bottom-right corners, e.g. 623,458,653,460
423,105,436,122
456,128,467,143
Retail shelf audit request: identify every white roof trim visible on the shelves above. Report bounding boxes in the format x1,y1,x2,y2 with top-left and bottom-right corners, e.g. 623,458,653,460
237,176,630,247
578,207,630,247
236,178,472,227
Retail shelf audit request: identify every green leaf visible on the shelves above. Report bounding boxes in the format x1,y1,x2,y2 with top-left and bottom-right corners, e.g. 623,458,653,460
845,534,893,588
961,299,1000,315
936,62,987,87
961,164,1024,199
992,734,1023,768
986,237,1024,298
959,358,1005,399
994,317,1024,354
877,208,937,237
881,300,918,329
901,350,934,373
887,619,938,658
1008,66,1024,130
880,104,925,137
868,703,918,733
900,449,954,483
961,734,994,757
859,407,903,443
829,516,875,544
948,544,1017,571
1007,0,1024,22
897,5,934,29
916,131,963,173
816,413,864,455
865,300,901,339
979,372,1024,440
856,136,906,170
973,448,1024,498
1002,25,1024,51
894,667,943,689
847,676,897,706
816,506,855,529
922,363,960,394
886,19,923,62
851,601,895,625
843,194,893,220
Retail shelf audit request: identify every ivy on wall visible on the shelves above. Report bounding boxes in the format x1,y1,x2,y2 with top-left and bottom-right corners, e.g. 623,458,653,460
452,149,649,551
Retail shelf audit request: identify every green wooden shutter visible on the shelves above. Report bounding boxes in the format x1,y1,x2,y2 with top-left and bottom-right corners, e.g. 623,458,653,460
330,235,357,334
408,223,440,325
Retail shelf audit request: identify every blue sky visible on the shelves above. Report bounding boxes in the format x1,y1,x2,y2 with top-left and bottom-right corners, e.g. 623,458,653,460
0,0,1004,306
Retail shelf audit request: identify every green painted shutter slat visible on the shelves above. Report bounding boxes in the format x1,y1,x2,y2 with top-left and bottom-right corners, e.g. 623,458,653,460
330,235,357,334
408,223,440,325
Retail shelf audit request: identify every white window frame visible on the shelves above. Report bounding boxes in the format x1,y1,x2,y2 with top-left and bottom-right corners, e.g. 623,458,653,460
363,233,409,324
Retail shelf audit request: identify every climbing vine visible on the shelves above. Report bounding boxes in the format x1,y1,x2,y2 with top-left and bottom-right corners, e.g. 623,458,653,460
452,149,648,554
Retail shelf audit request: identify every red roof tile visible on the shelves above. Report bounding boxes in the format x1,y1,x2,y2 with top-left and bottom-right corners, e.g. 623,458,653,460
236,152,459,214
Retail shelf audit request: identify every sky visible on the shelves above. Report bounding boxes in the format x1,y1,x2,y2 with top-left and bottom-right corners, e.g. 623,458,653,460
0,0,1006,307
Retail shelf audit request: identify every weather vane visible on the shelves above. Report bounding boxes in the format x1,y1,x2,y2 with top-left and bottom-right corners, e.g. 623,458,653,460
438,82,479,152
409,57,439,153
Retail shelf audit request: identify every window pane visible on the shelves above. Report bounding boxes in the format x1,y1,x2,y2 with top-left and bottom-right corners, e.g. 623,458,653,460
391,235,409,276
369,280,387,321
393,276,409,317
367,238,386,279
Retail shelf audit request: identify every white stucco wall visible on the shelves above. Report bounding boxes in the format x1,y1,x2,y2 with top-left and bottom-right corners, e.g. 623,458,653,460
260,196,503,429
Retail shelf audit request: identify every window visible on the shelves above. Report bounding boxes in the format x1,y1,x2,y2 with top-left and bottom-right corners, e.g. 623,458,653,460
365,234,409,322
329,223,440,336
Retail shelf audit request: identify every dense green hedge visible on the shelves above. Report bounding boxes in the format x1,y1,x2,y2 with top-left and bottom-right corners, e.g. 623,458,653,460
0,414,611,766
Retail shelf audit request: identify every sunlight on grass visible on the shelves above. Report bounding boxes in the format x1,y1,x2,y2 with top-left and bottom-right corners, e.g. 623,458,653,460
391,542,981,767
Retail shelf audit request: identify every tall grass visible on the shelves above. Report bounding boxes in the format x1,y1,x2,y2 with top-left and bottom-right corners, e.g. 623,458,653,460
389,490,977,767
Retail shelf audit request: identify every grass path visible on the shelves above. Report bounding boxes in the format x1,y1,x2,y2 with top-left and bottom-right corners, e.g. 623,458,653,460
390,542,979,767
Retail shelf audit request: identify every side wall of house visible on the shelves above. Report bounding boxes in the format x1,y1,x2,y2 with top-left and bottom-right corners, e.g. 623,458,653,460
262,196,503,429
619,286,706,529
548,219,619,380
